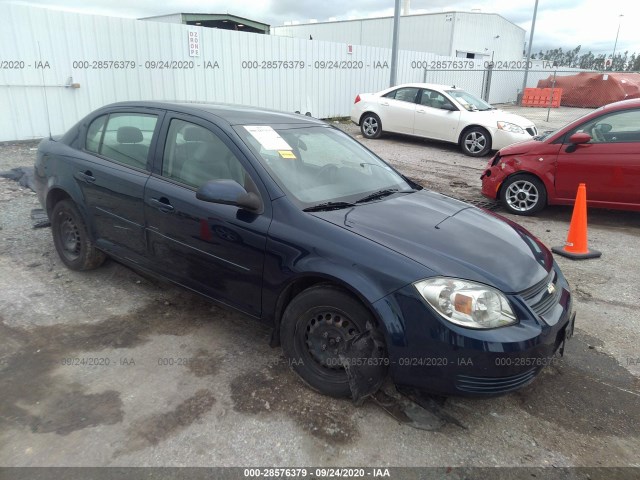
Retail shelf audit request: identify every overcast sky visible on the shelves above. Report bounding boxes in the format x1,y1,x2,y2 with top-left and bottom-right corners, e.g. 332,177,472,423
6,0,639,56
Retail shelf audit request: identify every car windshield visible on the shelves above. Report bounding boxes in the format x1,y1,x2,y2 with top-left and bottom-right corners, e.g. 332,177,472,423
235,124,414,208
446,90,494,111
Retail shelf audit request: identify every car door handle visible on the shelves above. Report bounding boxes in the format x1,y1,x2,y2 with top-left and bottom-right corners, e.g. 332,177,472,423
380,102,389,106
149,197,174,212
416,109,426,114
74,170,95,183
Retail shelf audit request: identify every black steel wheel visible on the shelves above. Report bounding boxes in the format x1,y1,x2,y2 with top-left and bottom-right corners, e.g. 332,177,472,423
51,199,106,270
281,284,387,398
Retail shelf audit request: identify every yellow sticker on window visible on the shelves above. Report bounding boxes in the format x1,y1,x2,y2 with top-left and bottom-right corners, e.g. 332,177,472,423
278,150,297,159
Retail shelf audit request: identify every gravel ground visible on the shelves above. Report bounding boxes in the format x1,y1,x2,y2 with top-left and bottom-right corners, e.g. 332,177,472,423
0,132,639,469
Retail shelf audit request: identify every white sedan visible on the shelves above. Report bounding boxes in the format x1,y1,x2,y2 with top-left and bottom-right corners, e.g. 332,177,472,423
350,83,537,157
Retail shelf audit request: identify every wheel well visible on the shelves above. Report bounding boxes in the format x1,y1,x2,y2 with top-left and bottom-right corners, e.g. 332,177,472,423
458,125,492,146
359,111,378,126
270,276,383,347
46,188,71,217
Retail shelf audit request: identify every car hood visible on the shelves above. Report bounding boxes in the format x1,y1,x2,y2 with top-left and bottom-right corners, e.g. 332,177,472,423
311,190,552,293
469,109,535,128
499,138,542,155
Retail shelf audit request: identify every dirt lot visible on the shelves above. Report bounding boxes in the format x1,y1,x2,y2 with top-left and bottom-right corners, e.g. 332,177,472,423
0,130,639,469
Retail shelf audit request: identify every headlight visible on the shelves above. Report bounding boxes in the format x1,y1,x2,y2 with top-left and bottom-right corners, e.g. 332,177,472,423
497,121,525,135
414,277,517,329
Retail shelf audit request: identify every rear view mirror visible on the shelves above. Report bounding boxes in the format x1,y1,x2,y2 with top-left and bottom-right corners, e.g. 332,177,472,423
441,103,457,111
196,179,262,212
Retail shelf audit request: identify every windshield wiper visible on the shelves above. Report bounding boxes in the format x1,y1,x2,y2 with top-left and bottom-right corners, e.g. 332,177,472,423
303,201,356,212
355,188,399,204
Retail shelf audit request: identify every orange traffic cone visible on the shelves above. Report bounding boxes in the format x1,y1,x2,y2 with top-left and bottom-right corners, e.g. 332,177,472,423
552,183,601,260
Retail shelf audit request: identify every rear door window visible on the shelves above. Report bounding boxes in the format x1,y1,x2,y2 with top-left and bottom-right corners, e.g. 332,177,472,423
383,87,420,103
90,113,158,169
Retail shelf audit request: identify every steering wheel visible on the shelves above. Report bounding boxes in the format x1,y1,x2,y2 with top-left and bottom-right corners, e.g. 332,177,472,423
318,164,339,183
591,125,605,143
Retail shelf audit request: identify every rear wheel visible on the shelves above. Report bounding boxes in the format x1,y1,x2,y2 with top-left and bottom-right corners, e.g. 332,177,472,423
281,285,387,398
500,174,547,215
360,113,382,139
51,199,106,270
461,127,492,157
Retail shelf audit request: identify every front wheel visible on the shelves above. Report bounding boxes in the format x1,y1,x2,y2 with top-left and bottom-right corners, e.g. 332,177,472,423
360,113,382,139
461,127,492,157
51,199,106,270
500,174,547,215
280,285,387,398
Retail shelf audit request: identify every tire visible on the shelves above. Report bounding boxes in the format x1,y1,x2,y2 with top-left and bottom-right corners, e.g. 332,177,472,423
280,284,387,398
500,174,547,216
360,113,382,139
460,127,492,157
51,199,106,270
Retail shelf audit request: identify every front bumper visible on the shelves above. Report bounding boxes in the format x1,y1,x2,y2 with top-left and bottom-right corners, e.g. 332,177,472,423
480,161,506,200
373,263,573,396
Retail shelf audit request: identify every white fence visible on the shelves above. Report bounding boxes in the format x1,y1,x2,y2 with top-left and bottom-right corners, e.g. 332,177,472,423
0,4,573,142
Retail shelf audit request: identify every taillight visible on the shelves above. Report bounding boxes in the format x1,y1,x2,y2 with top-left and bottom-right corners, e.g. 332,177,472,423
354,94,361,104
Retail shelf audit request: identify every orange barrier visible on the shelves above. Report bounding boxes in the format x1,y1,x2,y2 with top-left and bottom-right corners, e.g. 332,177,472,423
551,183,601,260
522,88,563,108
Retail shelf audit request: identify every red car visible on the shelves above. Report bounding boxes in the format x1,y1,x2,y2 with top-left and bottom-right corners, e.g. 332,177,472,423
481,99,640,215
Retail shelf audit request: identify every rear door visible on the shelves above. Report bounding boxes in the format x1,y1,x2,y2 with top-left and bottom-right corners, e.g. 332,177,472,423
555,108,640,206
413,88,461,141
77,109,163,260
378,87,419,134
143,114,270,317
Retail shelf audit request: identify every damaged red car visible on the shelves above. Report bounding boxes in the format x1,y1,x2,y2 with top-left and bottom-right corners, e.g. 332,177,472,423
481,99,640,215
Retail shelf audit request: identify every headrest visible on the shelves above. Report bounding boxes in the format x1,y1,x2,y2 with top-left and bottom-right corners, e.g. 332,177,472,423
117,126,143,144
183,126,212,142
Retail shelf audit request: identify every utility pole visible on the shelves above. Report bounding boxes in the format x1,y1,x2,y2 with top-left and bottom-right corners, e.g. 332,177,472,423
520,0,539,103
390,0,401,87
611,14,624,71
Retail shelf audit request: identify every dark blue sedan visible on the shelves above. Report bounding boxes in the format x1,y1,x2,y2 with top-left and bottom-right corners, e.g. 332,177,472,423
34,101,574,397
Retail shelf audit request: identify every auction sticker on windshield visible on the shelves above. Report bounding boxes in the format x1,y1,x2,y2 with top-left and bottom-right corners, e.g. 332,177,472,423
244,125,292,151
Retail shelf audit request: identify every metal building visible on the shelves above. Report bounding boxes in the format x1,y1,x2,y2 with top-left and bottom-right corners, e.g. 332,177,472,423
139,13,270,34
272,12,525,61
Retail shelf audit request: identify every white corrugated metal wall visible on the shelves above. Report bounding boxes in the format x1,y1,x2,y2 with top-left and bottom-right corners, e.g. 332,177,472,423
272,13,525,61
0,4,573,142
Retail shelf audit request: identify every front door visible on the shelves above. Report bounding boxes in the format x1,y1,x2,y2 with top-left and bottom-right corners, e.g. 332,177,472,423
555,108,640,206
144,115,271,317
413,88,461,141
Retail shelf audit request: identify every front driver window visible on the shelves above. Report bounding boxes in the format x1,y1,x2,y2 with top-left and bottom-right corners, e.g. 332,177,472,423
162,119,248,190
420,89,454,110
569,109,640,144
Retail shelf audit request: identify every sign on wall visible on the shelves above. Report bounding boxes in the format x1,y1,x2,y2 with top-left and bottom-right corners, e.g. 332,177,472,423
188,30,200,57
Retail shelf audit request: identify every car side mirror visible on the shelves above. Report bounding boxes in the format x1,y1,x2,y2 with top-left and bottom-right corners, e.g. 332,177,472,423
568,132,591,144
441,103,457,112
565,132,591,153
196,179,262,212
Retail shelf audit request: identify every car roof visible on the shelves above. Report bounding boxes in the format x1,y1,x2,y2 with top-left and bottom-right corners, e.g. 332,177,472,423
600,98,640,111
381,83,462,92
101,101,327,126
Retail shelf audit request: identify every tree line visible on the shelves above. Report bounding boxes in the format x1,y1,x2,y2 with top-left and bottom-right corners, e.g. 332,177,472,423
530,46,640,71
